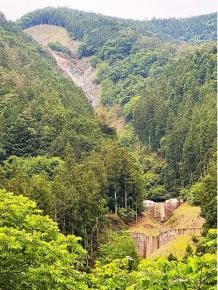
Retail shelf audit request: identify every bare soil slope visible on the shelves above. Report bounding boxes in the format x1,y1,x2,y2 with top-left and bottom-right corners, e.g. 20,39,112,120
165,202,205,229
128,212,161,236
24,24,100,107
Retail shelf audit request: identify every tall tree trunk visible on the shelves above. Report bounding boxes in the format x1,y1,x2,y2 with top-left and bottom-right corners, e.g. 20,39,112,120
125,187,127,210
136,203,138,223
115,189,117,215
90,232,93,261
54,197,57,222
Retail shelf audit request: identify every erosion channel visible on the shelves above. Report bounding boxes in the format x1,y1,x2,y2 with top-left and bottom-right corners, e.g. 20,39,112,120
24,24,100,107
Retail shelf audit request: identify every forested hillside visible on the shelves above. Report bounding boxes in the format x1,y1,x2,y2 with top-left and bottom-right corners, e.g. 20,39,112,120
17,7,217,57
0,11,144,262
0,7,217,289
90,30,216,206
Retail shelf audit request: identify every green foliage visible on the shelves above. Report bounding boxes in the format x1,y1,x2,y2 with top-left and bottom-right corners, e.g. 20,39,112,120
187,182,204,206
104,142,144,215
196,229,217,255
98,35,137,65
0,17,146,259
47,41,72,55
0,186,216,288
1,191,215,290
0,9,216,286
94,250,217,289
98,230,140,270
0,190,90,289
167,253,178,262
78,40,96,58
0,16,100,162
17,7,217,58
191,235,199,243
29,174,54,217
94,258,132,289
0,143,143,260
118,207,137,223
199,155,217,235
4,155,64,178
15,10,217,207
0,164,6,189
93,114,117,139
132,45,217,194
140,153,171,200
183,244,194,261
123,95,141,121
148,185,170,201
117,123,137,149
3,117,37,157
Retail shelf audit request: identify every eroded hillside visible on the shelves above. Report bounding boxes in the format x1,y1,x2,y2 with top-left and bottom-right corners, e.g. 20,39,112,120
24,24,100,106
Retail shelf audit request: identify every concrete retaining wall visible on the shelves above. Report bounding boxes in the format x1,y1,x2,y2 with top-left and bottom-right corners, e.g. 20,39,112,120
143,198,184,222
130,227,202,258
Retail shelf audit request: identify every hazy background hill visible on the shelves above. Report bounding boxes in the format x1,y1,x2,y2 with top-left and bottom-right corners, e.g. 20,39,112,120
17,7,217,58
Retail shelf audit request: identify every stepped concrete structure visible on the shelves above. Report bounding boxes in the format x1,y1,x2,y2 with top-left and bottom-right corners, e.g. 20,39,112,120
143,198,184,222
130,227,202,258
131,199,203,258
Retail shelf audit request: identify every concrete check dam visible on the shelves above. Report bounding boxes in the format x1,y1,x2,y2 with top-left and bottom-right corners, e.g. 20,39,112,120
130,199,203,258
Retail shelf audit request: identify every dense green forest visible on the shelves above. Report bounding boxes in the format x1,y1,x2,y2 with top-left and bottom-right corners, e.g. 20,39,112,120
0,12,144,260
90,30,217,205
17,7,217,57
0,7,217,289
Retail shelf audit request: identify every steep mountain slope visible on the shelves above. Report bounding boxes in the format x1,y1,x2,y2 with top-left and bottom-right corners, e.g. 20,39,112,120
24,24,100,106
0,13,105,161
18,8,217,238
0,10,216,289
0,12,145,255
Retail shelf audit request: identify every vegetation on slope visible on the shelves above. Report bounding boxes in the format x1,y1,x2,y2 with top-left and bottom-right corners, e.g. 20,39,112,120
0,190,90,289
0,8,216,288
16,7,217,204
0,13,144,260
128,211,161,236
47,40,72,55
17,7,217,58
94,40,217,201
165,202,204,229
148,234,202,260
